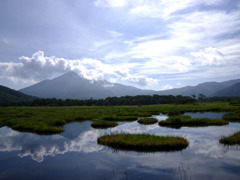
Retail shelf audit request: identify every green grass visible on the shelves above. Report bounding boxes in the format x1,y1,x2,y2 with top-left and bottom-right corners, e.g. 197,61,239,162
0,102,237,135
101,115,138,121
220,131,240,145
159,115,228,128
222,112,240,121
137,117,158,125
97,133,189,152
91,120,118,128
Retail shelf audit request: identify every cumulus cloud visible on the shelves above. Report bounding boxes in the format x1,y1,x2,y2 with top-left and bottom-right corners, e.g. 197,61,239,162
161,84,173,90
0,51,158,87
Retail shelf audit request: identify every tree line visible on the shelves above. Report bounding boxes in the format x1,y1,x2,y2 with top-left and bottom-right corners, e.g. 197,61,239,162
1,94,196,106
1,94,239,107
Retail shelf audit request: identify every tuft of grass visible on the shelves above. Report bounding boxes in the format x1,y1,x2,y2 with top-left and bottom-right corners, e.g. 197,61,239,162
97,133,189,152
159,115,228,128
137,117,158,125
220,131,240,145
91,120,118,128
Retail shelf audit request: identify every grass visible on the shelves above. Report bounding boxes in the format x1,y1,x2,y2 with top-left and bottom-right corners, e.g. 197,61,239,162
97,133,189,152
91,120,118,128
137,117,158,125
101,116,138,121
222,112,240,121
0,102,237,135
159,115,228,128
219,131,240,145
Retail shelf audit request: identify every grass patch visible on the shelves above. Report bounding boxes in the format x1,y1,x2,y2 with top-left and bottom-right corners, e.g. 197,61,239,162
137,118,158,125
159,115,228,128
97,133,189,152
222,112,240,121
220,131,240,145
91,120,118,128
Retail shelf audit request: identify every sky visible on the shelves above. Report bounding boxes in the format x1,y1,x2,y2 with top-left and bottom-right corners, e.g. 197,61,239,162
0,0,240,90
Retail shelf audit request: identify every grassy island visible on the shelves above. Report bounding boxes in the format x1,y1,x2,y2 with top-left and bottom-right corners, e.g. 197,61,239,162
91,120,118,128
220,131,240,145
97,134,189,152
137,117,158,125
159,115,228,128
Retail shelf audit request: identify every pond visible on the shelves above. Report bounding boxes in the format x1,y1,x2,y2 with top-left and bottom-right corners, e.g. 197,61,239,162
0,112,240,180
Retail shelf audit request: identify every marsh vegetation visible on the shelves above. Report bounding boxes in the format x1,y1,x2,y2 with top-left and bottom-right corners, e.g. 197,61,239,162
220,131,240,145
137,117,158,125
97,134,189,152
159,115,228,128
91,120,118,128
0,102,237,134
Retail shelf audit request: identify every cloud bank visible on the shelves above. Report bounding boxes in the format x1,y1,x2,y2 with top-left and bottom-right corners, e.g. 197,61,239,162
0,51,158,87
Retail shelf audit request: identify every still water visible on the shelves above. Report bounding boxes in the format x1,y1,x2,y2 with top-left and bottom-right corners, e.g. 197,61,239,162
0,112,240,180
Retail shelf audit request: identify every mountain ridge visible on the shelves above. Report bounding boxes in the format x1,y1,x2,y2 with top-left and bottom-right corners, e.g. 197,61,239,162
19,72,240,99
0,85,36,104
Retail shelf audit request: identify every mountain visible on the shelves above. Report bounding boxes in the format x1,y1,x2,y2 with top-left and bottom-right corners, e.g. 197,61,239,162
0,85,36,104
212,82,240,97
156,80,240,97
20,72,240,99
20,72,155,99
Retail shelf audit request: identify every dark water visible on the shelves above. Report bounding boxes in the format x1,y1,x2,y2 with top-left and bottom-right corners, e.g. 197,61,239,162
0,113,240,180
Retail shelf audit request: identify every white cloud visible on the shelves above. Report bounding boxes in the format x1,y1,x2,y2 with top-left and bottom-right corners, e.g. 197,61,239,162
161,84,173,90
0,51,158,87
190,47,225,66
94,0,127,7
128,0,224,19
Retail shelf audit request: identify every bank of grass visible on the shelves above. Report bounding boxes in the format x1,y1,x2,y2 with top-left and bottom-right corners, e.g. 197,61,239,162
219,131,240,145
97,133,189,152
91,120,118,128
0,102,237,135
137,117,158,125
159,115,228,128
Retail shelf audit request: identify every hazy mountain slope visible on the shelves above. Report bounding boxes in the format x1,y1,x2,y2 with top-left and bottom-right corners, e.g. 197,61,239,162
20,72,155,99
0,85,35,103
212,82,240,97
157,82,228,96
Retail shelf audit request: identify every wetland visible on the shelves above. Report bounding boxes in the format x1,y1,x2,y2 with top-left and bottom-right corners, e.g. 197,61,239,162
0,102,240,179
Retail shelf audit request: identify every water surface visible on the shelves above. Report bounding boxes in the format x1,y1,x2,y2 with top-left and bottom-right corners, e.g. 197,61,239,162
0,112,240,179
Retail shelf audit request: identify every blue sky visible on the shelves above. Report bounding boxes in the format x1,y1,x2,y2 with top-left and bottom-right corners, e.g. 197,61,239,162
0,0,240,90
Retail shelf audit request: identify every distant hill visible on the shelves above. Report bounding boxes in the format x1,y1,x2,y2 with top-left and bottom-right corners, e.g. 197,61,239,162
20,72,155,99
212,82,240,97
157,80,240,97
19,72,240,99
0,85,36,104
